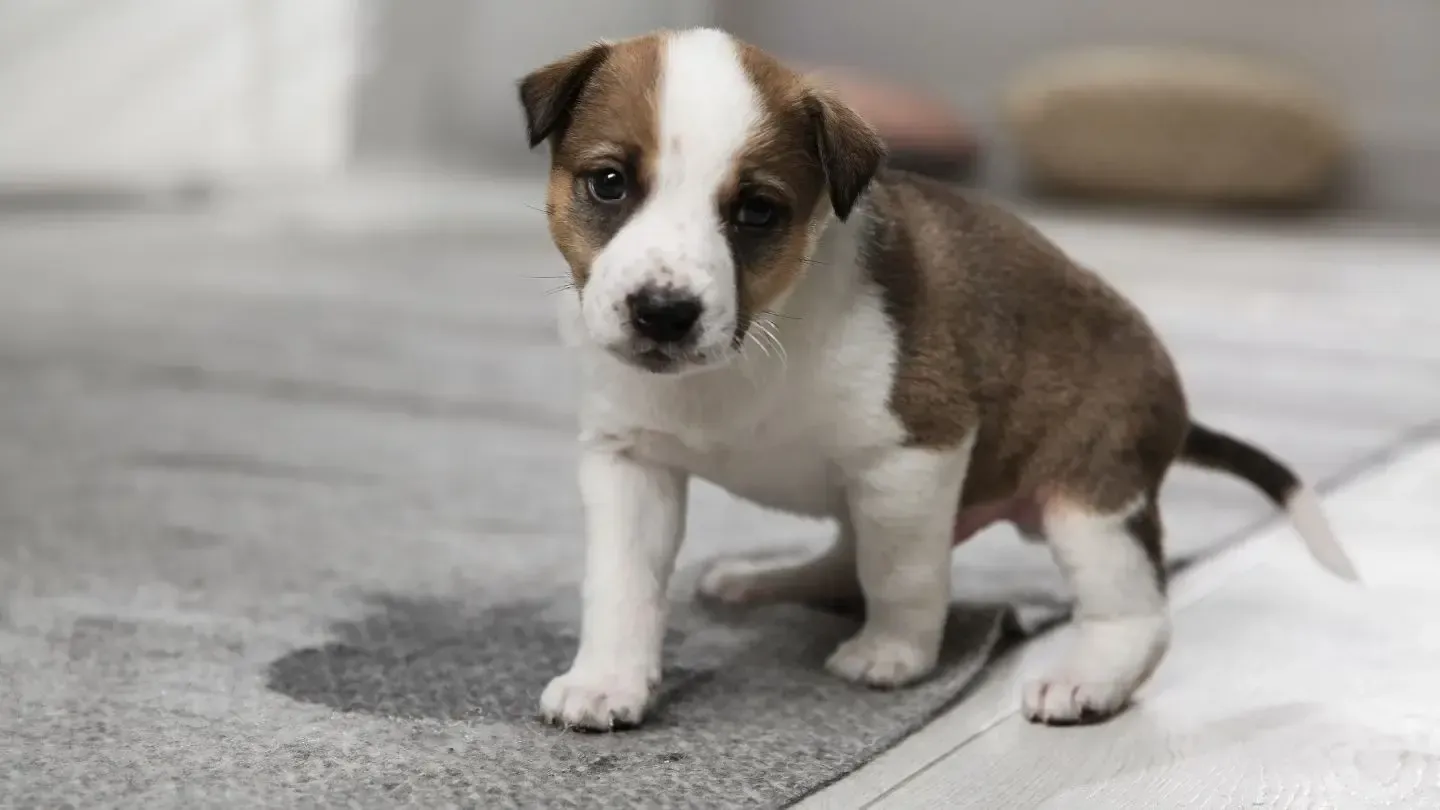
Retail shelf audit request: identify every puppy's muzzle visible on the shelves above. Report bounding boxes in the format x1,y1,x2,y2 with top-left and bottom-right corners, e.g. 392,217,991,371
626,286,703,346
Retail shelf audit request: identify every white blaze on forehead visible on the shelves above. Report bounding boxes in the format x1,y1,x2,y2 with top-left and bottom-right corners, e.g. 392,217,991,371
578,29,765,360
654,29,764,201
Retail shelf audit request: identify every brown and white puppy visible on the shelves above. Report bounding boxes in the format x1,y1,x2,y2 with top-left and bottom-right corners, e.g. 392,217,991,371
518,28,1357,732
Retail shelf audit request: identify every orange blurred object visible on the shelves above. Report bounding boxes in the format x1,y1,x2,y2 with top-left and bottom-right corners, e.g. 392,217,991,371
805,65,977,179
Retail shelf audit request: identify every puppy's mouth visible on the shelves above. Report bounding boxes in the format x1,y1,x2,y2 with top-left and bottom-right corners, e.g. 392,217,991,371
633,348,686,374
610,342,730,376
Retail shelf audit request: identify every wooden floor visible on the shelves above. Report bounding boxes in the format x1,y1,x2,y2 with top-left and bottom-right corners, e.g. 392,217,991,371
805,438,1440,809
799,211,1440,809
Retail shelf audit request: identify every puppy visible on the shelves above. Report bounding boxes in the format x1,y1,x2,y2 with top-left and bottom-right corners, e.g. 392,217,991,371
517,28,1357,731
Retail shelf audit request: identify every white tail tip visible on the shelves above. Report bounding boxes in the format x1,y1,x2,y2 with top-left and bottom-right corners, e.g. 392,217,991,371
1286,486,1360,582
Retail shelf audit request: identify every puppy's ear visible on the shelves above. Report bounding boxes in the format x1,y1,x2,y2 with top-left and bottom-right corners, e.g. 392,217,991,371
805,89,886,221
518,42,612,149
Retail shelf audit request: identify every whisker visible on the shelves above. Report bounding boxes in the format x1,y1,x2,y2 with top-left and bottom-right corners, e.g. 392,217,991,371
526,203,555,215
761,309,799,321
748,328,774,362
769,320,789,358
738,333,768,388
753,318,788,372
771,333,789,369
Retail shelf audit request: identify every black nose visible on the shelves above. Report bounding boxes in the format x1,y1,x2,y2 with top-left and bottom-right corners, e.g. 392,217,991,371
626,289,702,344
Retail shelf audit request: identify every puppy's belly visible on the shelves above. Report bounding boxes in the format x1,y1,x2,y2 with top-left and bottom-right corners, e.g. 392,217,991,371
952,497,1045,545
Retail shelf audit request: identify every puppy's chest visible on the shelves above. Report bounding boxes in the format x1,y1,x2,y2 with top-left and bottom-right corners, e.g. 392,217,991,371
631,400,850,517
616,350,900,515
592,273,910,516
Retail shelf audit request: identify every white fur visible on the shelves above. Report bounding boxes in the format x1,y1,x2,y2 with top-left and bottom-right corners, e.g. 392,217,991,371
546,185,940,726
579,28,761,368
540,28,957,725
827,436,974,687
1287,485,1360,581
538,441,687,729
1022,498,1171,724
540,28,1165,731
697,524,858,606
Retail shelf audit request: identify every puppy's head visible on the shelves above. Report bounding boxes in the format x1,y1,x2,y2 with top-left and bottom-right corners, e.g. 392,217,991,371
519,28,884,375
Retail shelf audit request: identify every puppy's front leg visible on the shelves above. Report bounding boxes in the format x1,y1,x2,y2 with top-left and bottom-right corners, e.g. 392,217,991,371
540,442,687,731
827,445,969,688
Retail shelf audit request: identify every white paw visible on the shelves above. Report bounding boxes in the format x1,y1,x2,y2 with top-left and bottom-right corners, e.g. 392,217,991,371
1021,615,1169,725
1021,676,1132,725
539,669,653,731
826,631,937,688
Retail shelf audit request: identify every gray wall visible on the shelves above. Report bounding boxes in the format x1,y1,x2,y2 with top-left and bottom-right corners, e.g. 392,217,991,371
718,0,1440,216
353,0,711,176
355,0,1440,217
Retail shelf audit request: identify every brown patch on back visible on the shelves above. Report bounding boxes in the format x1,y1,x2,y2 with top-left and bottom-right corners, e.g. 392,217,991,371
860,171,1190,518
524,34,664,288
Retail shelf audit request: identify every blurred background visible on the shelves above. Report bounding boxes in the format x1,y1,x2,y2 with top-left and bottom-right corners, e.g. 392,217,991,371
2,0,1437,217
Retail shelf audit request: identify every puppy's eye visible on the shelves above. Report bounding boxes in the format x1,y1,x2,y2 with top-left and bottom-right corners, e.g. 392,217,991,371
586,168,628,203
733,194,779,229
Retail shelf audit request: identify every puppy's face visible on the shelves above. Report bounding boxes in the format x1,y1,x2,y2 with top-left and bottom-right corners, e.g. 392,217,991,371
519,29,884,375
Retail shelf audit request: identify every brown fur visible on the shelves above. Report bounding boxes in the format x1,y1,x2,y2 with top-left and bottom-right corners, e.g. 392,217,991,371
724,49,885,333
522,32,1183,571
519,35,664,289
859,171,1189,565
729,45,836,318
519,33,884,342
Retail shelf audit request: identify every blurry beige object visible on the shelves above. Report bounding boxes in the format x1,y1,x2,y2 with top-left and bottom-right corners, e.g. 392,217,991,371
1003,48,1350,205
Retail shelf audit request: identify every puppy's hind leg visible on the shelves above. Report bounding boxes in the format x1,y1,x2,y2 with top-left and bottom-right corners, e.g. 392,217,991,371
1022,494,1171,725
697,520,860,607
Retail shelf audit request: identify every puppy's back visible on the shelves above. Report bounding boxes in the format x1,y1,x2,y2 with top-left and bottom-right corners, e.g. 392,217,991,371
858,170,1188,508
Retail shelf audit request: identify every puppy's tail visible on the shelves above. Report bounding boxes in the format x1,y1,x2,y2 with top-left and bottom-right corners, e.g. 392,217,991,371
1180,421,1359,581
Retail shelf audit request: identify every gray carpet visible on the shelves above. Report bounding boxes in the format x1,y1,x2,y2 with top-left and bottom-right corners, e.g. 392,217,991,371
2,206,1435,808
0,217,1018,809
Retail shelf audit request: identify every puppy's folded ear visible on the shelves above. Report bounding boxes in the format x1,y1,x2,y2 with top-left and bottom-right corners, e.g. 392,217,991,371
805,89,887,221
518,42,612,149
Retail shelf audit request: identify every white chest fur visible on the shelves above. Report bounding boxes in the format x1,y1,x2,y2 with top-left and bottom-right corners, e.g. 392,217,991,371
560,223,908,518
